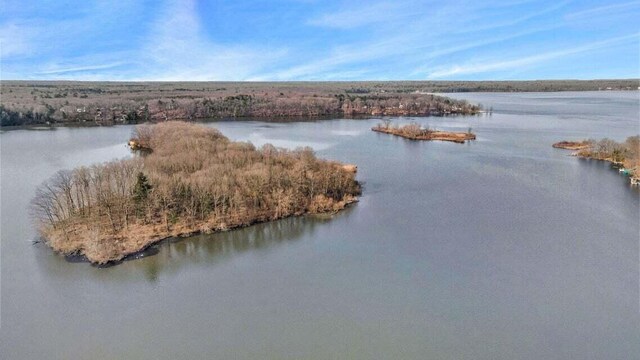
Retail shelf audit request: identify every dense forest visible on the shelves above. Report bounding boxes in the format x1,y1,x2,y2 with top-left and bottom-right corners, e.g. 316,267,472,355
0,81,485,126
0,79,624,126
5,79,636,127
31,122,361,264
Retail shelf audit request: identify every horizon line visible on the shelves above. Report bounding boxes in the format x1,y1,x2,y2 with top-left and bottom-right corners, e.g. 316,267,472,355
2,78,639,83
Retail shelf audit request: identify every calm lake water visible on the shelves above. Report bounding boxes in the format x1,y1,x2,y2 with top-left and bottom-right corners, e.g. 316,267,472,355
1,91,639,359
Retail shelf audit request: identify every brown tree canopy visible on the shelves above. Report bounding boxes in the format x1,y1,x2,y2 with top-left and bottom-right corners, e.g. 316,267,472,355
32,121,360,264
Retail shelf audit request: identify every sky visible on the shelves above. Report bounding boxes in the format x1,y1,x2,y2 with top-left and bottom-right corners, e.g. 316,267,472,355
1,0,638,81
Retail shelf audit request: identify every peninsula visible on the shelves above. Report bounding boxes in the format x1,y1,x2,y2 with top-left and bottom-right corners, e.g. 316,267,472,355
372,122,476,143
553,136,639,185
31,122,361,264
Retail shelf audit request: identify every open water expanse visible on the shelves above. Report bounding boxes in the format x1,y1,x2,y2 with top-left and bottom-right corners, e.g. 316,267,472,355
1,91,638,359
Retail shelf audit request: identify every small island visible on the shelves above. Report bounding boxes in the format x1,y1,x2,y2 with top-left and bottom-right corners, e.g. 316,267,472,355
553,136,639,185
31,121,361,264
372,121,476,143
552,140,591,151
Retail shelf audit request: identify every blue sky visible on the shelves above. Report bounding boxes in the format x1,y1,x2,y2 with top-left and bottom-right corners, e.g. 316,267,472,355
1,0,638,80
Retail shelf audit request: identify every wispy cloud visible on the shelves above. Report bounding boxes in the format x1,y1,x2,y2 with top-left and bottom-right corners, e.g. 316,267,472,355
410,24,561,76
0,1,146,79
36,62,126,75
138,0,287,80
0,22,38,59
1,0,637,80
307,2,406,29
2,0,288,80
452,0,570,34
263,1,571,80
425,34,639,79
565,0,640,20
252,35,405,80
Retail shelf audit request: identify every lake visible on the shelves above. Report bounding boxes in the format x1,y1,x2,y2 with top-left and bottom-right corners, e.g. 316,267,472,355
1,91,638,359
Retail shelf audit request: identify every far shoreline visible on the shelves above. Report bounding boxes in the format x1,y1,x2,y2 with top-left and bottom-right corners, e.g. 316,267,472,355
0,112,480,132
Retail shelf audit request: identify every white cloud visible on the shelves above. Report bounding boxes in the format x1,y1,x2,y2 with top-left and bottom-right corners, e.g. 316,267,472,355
255,35,405,80
410,24,561,76
452,0,570,35
565,1,640,20
307,2,405,29
0,22,38,59
425,34,639,79
3,0,288,80
264,1,571,80
135,0,288,80
36,62,126,75
1,0,636,80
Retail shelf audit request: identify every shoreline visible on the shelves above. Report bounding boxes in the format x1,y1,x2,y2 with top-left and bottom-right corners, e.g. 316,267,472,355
60,198,359,267
574,155,639,185
553,139,639,185
0,112,476,132
372,124,476,143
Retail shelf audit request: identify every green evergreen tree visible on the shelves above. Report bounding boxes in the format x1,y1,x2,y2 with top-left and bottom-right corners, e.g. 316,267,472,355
133,172,152,203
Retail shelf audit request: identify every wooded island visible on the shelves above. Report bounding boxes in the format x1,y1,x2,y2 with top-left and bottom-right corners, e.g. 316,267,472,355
372,122,476,143
31,122,361,264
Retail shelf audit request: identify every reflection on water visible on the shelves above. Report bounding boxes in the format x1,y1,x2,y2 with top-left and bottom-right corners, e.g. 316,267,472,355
133,213,339,282
247,131,336,150
33,209,354,284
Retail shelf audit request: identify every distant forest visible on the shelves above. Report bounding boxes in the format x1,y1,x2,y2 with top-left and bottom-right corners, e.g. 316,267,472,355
1,79,636,127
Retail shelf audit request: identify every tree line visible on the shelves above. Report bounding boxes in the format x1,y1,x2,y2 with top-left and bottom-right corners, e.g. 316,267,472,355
577,136,640,169
2,86,480,127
